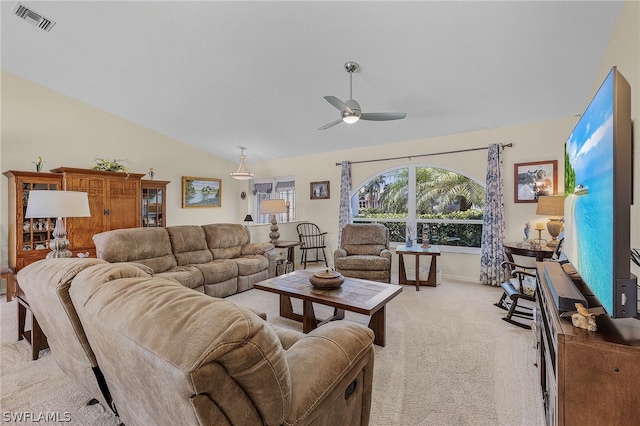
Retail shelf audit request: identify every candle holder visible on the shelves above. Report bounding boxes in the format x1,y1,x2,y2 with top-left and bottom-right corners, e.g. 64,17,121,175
534,223,547,246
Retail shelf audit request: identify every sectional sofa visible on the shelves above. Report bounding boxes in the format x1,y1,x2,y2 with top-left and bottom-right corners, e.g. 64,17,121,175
92,223,276,297
17,258,375,425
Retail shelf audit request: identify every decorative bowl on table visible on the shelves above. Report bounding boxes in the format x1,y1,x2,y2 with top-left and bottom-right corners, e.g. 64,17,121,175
309,269,345,289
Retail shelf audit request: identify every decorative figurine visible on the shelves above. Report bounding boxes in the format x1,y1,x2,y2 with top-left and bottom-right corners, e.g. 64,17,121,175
571,303,598,332
524,222,530,241
421,227,430,248
33,156,44,172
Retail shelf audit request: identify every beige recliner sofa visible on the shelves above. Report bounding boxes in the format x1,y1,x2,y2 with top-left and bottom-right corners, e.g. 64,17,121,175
334,223,392,283
18,259,375,425
93,223,275,297
16,258,136,412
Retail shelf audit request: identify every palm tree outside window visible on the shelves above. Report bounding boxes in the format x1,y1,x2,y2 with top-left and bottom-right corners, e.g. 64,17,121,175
352,166,485,247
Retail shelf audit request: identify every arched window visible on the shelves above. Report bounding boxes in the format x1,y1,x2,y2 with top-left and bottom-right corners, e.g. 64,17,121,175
351,165,485,248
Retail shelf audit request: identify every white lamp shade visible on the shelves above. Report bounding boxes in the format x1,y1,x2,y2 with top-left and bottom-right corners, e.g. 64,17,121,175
260,199,287,215
25,190,91,219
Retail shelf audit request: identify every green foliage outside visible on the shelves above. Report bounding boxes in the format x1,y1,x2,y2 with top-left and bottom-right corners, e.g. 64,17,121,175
354,210,484,247
355,167,486,247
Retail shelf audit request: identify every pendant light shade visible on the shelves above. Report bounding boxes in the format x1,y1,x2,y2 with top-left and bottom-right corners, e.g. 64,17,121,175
230,148,254,180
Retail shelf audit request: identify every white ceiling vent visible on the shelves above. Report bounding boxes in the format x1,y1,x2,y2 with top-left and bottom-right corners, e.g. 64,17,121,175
13,3,55,32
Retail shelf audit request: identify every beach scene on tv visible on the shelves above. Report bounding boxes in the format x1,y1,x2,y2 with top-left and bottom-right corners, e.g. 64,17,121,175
564,71,615,313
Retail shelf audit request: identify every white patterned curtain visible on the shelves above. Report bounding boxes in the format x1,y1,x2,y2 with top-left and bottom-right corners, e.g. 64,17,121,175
338,161,351,245
480,144,506,286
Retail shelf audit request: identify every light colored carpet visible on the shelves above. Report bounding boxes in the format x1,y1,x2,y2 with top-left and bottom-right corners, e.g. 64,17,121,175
0,277,544,425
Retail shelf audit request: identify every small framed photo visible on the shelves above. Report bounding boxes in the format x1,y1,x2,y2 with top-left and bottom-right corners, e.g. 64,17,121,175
310,181,330,200
182,176,222,208
514,160,558,203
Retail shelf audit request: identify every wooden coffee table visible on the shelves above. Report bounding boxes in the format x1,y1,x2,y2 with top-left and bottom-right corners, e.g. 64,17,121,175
254,270,402,346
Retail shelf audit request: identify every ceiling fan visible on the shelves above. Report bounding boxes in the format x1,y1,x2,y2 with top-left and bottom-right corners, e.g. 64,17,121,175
319,61,406,130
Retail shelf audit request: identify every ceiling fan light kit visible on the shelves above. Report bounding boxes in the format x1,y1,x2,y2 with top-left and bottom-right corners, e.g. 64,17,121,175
230,147,254,180
319,61,406,130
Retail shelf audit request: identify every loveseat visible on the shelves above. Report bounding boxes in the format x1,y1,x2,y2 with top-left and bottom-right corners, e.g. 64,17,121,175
92,223,275,298
18,258,375,425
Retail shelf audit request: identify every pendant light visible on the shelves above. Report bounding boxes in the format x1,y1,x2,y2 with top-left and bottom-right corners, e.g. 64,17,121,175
230,148,254,180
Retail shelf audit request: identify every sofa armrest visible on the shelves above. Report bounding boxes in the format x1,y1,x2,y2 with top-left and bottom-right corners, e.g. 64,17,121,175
241,242,275,255
380,249,392,261
284,322,374,425
334,248,347,259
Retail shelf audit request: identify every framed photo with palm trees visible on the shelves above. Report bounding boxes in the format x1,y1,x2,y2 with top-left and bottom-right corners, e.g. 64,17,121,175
310,181,330,199
182,176,222,208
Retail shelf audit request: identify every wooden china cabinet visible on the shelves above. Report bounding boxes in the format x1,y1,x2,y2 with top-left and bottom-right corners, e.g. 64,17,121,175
50,167,145,255
141,180,170,227
4,167,154,272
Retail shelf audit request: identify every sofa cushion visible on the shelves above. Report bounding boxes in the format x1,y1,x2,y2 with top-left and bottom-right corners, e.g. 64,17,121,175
235,255,269,276
343,244,386,256
155,267,204,290
193,260,238,284
334,255,391,271
167,225,213,266
340,223,389,247
93,227,178,274
202,223,248,259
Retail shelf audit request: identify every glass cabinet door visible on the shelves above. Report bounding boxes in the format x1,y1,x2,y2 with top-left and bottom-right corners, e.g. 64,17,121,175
20,181,59,253
142,187,164,227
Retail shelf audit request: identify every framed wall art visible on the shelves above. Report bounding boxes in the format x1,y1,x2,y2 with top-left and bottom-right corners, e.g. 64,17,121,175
514,160,558,203
310,181,330,200
182,176,222,208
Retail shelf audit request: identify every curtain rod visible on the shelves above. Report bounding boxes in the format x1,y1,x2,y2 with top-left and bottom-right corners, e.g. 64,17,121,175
335,143,513,166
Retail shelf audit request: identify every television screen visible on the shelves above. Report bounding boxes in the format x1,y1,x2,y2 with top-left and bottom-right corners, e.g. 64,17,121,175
563,66,636,318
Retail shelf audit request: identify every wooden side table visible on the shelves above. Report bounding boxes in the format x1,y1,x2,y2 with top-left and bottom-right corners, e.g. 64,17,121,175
275,241,303,271
503,242,555,262
396,245,441,291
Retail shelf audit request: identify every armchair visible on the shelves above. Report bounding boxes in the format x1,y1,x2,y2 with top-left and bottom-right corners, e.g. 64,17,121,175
334,223,392,283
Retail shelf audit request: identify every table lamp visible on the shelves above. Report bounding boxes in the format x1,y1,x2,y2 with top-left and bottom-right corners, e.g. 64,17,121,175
536,195,564,248
243,214,254,225
260,199,287,244
25,190,91,258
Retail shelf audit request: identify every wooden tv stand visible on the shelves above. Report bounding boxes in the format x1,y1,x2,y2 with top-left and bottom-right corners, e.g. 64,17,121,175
535,262,640,426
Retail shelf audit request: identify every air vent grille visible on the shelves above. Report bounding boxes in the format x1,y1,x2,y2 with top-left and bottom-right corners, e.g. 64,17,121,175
13,3,55,32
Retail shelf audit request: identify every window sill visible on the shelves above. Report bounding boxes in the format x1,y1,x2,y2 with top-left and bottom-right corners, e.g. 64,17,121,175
389,242,480,255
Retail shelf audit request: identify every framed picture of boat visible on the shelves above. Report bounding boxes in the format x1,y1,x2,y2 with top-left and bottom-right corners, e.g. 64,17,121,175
514,160,558,203
182,176,222,208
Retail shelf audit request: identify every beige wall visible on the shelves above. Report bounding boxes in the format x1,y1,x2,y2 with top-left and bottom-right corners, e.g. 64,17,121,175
2,0,638,282
0,71,250,261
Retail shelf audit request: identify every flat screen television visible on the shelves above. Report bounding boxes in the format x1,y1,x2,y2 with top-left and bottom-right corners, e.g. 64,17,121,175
563,66,637,319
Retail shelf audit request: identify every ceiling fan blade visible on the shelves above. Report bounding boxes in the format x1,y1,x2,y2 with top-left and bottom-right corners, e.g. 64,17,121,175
324,96,353,113
318,119,343,130
360,112,406,121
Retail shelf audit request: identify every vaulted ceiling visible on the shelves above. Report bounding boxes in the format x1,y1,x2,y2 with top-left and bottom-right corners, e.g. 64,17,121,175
1,1,623,164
